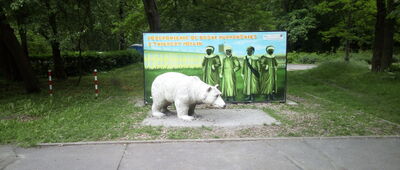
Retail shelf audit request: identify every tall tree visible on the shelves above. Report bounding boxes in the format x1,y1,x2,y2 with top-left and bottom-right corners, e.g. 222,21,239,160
142,0,161,32
314,0,376,61
278,9,316,47
372,0,398,72
113,0,148,45
2,0,37,58
381,0,396,69
119,0,126,49
0,12,40,93
14,6,29,57
39,0,67,79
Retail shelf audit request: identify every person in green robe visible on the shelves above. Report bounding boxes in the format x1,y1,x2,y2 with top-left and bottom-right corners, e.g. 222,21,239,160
202,46,221,86
221,47,240,102
242,46,260,101
260,45,278,100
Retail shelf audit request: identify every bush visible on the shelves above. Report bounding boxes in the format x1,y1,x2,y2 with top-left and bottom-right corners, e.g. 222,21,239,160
287,51,377,64
388,63,400,80
30,50,142,76
287,52,331,64
389,62,400,73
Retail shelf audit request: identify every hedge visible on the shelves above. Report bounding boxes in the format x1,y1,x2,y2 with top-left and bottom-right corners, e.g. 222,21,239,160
30,50,142,76
286,51,389,64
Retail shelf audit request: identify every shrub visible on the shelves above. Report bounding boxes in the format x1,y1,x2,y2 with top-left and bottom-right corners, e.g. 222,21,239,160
389,62,400,72
30,50,142,76
287,51,378,64
388,63,400,80
287,52,332,64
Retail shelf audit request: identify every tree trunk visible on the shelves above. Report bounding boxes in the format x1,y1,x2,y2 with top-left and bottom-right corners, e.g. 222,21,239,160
0,13,40,93
46,0,67,79
0,41,22,81
142,0,161,32
76,37,83,86
371,0,386,72
344,12,353,62
16,16,29,58
19,26,28,57
344,40,350,62
119,0,126,50
50,41,66,79
83,0,95,50
14,5,30,58
381,0,395,70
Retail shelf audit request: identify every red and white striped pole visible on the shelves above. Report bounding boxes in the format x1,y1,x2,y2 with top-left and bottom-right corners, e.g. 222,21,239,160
48,69,53,96
94,69,99,98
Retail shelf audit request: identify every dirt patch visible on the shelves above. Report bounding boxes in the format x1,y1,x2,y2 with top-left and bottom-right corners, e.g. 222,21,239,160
287,94,306,103
0,114,39,122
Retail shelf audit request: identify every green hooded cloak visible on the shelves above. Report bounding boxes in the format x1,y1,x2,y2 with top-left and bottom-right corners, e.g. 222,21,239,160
221,50,240,97
202,50,221,86
242,55,260,95
260,51,278,95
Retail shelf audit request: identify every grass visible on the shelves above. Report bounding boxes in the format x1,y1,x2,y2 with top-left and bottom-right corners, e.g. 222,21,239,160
279,60,400,136
1,56,399,146
0,63,150,146
289,61,400,124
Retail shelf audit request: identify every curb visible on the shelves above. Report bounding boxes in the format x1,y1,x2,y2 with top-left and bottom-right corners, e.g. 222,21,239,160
38,136,400,147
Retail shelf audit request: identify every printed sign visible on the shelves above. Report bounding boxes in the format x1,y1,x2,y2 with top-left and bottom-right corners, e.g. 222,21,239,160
143,32,287,103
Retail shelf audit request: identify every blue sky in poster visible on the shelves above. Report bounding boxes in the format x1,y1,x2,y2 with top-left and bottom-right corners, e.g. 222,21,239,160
143,32,287,56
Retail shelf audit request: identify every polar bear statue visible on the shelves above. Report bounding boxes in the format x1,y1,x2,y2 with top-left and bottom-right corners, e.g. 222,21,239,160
151,72,226,121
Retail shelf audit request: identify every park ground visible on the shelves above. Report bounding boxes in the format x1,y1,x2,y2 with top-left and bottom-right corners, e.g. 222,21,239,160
0,58,400,146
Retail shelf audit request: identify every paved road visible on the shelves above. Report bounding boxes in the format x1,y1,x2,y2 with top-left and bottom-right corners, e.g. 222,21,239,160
287,64,317,71
1,137,399,170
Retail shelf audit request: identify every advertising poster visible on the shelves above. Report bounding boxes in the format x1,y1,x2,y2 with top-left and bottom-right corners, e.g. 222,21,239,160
143,32,287,103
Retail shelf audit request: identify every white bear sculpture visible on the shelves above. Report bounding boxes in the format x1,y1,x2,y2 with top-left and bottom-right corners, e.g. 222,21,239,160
151,72,226,121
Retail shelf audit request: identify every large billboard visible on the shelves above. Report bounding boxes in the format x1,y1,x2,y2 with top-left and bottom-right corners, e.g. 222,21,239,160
143,32,287,103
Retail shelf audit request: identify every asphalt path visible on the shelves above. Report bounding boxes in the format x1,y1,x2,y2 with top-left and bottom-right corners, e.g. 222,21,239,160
1,136,399,170
287,64,317,71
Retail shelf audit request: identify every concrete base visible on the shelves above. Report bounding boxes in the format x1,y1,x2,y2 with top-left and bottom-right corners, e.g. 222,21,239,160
142,109,280,127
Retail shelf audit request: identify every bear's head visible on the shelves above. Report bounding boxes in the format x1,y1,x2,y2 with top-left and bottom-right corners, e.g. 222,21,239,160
202,85,226,108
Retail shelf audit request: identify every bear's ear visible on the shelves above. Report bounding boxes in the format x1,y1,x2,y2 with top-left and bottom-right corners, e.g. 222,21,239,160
215,84,219,89
207,86,212,93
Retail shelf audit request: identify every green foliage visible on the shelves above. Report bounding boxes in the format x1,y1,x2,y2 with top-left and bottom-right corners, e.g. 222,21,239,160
27,31,52,54
278,9,316,44
3,0,399,54
388,62,400,79
159,0,275,32
389,63,400,72
314,0,376,49
30,50,142,76
112,0,148,44
287,52,323,64
287,51,379,64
